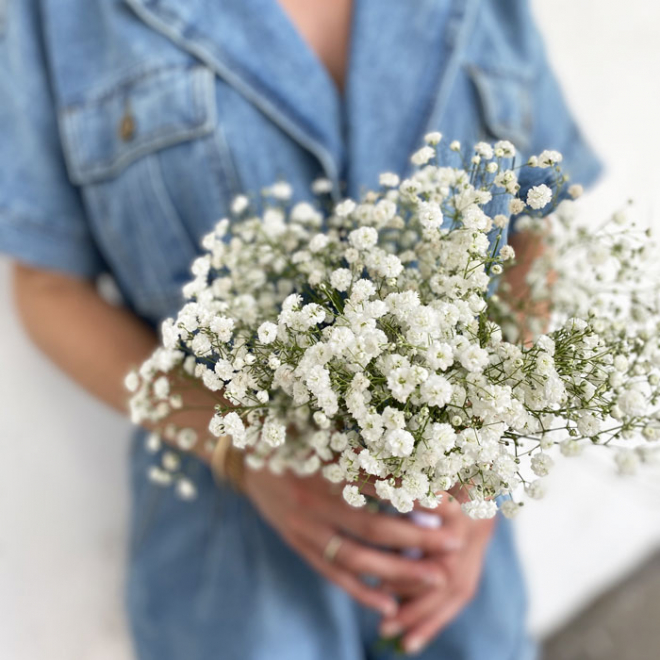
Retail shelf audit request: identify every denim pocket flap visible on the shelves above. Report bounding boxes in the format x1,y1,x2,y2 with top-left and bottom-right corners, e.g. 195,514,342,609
466,65,532,151
60,64,216,185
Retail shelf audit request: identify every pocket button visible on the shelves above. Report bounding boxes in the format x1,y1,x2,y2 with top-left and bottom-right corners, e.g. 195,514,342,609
119,112,136,142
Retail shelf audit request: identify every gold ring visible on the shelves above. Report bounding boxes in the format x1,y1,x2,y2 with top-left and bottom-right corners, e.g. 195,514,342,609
322,534,343,564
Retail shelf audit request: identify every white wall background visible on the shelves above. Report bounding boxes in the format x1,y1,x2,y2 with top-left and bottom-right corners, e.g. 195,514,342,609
1,2,660,658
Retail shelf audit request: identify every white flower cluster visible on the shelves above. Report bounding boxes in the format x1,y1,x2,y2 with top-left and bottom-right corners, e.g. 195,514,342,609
128,138,660,518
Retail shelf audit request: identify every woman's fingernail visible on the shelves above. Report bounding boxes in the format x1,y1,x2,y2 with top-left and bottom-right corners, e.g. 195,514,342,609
405,637,426,655
380,621,403,638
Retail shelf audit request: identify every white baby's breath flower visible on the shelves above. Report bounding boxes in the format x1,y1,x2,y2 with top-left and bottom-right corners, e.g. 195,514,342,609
411,145,435,165
538,150,563,168
568,184,583,199
330,268,352,292
576,413,602,438
202,369,222,392
560,439,583,457
309,234,329,253
349,226,378,250
531,453,554,477
176,428,197,451
500,500,522,519
231,195,249,215
425,342,454,371
322,463,345,483
614,355,629,372
401,471,429,499
161,318,180,350
145,432,162,453
176,478,197,500
214,359,234,381
192,333,212,356
643,425,659,441
459,344,489,373
153,376,170,400
418,202,444,230
210,316,235,342
494,140,516,157
125,370,140,393
390,488,414,513
209,414,225,438
493,214,509,229
261,419,286,448
384,428,415,457
617,387,647,417
270,181,293,200
525,479,547,500
526,184,553,210
615,449,639,475
379,172,400,187
258,322,278,344
148,466,173,486
382,406,406,430
162,451,180,472
290,202,319,224
462,499,498,519
474,141,494,159
343,484,366,507
336,199,356,217
499,245,515,261
420,374,453,408
424,131,443,146
311,177,333,194
222,411,246,441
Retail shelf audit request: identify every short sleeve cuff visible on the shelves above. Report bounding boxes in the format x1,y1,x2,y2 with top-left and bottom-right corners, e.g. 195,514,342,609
0,208,105,279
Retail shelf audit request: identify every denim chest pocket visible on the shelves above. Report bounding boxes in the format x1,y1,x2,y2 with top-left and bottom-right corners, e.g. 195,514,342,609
59,64,237,321
466,64,533,154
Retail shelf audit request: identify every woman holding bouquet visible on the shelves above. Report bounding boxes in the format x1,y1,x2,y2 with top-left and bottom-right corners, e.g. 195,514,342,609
0,0,600,657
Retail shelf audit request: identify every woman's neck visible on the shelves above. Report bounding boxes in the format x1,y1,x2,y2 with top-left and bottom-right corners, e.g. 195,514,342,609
277,0,353,94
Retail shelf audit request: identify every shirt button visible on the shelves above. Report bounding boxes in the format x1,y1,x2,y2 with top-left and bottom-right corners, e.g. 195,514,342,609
119,112,136,141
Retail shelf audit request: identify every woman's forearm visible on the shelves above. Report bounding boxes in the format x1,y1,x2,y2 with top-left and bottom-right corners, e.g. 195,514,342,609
11,262,220,462
13,263,158,412
503,228,550,342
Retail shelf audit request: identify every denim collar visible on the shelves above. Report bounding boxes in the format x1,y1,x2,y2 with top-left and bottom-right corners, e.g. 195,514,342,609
124,0,478,196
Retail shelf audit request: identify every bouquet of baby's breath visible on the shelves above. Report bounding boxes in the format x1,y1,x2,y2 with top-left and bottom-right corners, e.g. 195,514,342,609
127,136,660,518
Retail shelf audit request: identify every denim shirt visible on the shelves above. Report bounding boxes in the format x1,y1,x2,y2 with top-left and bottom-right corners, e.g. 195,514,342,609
0,0,601,325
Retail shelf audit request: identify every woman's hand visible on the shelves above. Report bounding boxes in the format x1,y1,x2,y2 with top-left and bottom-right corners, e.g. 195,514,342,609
378,494,497,655
242,468,466,618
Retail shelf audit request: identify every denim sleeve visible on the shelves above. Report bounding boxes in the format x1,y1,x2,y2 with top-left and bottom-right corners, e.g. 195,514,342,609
0,0,105,278
512,9,603,232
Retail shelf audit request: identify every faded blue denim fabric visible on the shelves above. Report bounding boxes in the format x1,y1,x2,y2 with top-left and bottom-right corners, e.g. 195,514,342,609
129,426,538,660
1,1,600,658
